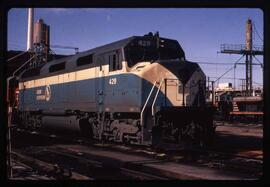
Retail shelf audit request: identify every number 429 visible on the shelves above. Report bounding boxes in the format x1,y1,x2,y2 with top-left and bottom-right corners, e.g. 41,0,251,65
109,78,117,85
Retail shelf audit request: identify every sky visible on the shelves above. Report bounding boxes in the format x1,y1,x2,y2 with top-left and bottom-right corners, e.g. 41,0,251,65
8,8,264,88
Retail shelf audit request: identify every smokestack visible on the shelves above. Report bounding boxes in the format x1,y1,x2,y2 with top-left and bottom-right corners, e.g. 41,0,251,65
27,8,34,51
33,19,50,56
246,19,252,51
245,19,253,96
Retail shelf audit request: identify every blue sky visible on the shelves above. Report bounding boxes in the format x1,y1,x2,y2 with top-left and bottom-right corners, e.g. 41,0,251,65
8,8,264,88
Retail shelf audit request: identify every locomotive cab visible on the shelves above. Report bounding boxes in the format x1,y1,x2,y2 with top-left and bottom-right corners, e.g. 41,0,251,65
124,32,186,68
135,59,214,147
122,33,214,147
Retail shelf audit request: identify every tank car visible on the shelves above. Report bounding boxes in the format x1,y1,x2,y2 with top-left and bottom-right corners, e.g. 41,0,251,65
17,32,215,147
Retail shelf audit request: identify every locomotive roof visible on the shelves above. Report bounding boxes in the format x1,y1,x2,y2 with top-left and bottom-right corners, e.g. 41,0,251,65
49,36,135,65
42,35,181,67
20,34,185,80
81,36,136,56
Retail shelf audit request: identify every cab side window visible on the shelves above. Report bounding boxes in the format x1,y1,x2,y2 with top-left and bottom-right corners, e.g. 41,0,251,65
109,54,116,71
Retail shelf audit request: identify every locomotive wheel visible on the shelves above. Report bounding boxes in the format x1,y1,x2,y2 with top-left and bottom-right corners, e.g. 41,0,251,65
122,134,131,145
179,121,211,150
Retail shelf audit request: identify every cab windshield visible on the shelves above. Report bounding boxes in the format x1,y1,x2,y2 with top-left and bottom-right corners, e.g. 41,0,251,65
124,37,185,68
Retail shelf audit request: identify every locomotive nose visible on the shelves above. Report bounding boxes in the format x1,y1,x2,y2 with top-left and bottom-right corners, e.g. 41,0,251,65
157,60,199,85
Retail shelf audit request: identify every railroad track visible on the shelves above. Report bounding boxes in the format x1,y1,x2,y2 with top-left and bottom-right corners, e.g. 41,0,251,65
13,143,259,180
12,126,263,160
13,127,263,161
177,148,262,175
12,147,169,180
11,151,93,180
10,127,262,179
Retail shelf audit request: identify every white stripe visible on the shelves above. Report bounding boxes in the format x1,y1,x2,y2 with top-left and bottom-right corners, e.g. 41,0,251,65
20,66,130,90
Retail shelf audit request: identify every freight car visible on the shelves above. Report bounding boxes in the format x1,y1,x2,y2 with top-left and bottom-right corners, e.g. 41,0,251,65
213,90,263,122
16,32,214,147
229,96,263,122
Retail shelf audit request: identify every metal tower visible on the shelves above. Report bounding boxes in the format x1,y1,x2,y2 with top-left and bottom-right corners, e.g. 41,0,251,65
220,19,263,96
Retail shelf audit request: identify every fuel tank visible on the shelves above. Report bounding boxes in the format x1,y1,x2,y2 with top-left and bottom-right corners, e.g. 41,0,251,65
41,115,81,132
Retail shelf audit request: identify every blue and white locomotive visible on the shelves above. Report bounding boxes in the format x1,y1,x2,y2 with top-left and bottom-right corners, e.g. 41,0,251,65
17,32,214,147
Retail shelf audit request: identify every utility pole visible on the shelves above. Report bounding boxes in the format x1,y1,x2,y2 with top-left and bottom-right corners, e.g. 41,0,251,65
211,81,215,106
7,99,12,178
219,19,263,96
207,76,210,99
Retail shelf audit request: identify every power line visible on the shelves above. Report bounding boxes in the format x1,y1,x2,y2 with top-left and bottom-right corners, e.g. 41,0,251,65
7,51,29,62
197,62,237,65
210,76,243,80
252,81,263,86
252,55,263,68
188,56,236,60
214,55,244,83
50,44,79,51
253,22,263,44
197,62,262,66
8,41,79,54
209,76,262,82
11,54,37,77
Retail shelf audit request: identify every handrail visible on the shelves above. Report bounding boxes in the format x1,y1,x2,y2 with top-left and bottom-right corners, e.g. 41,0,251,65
140,81,157,143
140,81,157,124
151,79,164,116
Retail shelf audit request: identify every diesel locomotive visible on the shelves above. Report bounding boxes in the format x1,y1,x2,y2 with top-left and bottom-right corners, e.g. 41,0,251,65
16,32,214,147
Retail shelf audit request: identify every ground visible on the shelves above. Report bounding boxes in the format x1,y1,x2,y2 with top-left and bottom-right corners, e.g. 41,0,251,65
9,120,263,180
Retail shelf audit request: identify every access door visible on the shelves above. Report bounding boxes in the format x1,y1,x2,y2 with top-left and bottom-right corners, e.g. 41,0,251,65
95,54,109,112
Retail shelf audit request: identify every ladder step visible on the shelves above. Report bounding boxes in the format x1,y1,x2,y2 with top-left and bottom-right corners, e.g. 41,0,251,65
233,102,239,111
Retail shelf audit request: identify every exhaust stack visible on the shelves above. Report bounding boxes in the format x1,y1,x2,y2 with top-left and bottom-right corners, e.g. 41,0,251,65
246,19,252,51
27,8,34,51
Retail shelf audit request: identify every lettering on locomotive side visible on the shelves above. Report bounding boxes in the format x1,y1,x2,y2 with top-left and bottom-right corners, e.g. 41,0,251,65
36,85,51,101
109,77,117,85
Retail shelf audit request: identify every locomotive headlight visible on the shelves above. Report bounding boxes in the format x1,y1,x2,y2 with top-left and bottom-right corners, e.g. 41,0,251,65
160,40,165,48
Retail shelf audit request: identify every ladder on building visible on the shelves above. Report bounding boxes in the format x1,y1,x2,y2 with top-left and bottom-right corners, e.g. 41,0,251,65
232,101,239,112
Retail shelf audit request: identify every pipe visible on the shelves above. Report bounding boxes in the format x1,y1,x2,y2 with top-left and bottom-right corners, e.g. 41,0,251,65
27,8,34,51
6,76,13,179
182,83,185,106
211,81,215,106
